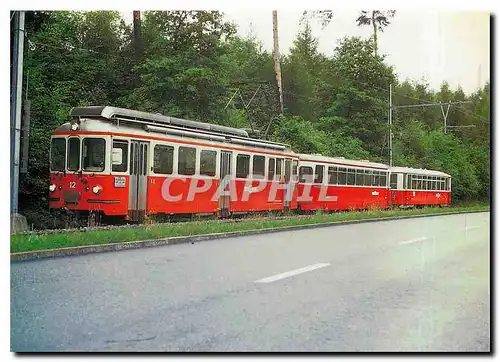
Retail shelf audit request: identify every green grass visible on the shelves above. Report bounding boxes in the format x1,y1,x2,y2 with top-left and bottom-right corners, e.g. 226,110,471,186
11,205,490,254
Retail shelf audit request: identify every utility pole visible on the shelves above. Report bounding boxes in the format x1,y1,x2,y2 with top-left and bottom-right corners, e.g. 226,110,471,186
20,99,30,173
272,10,284,116
10,10,27,231
441,102,451,133
392,100,472,134
389,83,393,167
389,90,475,165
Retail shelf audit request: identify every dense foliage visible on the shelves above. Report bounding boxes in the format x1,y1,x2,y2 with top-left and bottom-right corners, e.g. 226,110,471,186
16,11,490,228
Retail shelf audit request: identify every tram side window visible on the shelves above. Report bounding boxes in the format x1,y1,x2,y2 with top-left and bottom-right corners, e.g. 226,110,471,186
82,138,105,172
390,173,398,189
253,155,265,179
292,160,298,179
112,140,128,172
314,165,324,184
51,138,66,171
153,145,174,174
432,177,437,190
347,168,355,185
284,159,292,183
363,170,371,186
354,169,363,186
200,150,217,177
178,146,196,175
338,167,347,185
328,166,338,185
236,154,250,178
299,166,313,183
67,138,80,171
268,158,275,181
372,171,379,187
276,158,283,180
380,172,387,187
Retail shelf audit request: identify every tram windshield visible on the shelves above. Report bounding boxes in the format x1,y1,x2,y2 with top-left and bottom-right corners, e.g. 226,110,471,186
67,138,80,171
82,138,106,172
50,138,66,171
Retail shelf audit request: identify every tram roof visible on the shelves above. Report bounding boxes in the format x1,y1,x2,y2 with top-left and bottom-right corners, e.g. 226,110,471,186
70,106,250,138
389,166,451,177
298,154,389,169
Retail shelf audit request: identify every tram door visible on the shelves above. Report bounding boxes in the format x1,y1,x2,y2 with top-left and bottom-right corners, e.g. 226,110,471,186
219,151,232,217
389,172,398,206
129,140,149,221
284,158,293,209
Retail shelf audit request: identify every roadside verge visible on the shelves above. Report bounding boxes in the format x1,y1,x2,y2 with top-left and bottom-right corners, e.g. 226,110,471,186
11,209,489,262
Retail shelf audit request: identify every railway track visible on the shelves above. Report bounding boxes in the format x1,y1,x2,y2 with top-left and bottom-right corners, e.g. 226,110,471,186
16,211,313,235
17,205,449,236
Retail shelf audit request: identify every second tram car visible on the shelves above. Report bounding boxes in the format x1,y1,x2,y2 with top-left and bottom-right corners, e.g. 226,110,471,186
296,154,390,211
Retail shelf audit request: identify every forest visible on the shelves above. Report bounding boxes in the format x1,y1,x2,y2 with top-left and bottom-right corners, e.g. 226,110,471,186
14,11,490,228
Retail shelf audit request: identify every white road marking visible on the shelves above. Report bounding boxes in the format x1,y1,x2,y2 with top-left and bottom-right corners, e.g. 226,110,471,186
465,226,481,230
399,237,428,245
254,263,331,284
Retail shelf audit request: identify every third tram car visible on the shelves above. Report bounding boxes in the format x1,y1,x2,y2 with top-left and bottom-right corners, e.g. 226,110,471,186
388,167,452,207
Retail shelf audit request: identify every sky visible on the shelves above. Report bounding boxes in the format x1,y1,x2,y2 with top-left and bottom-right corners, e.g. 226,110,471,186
222,10,490,95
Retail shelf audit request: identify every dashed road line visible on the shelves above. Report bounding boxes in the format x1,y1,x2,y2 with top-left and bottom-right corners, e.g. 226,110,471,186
399,237,428,245
255,263,331,284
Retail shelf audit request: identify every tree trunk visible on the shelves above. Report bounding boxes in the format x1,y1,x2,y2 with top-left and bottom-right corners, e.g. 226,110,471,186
272,10,284,116
372,11,378,56
133,11,142,86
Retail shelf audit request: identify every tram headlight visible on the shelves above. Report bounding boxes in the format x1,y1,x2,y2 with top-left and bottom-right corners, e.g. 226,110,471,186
49,184,56,192
92,185,102,194
70,120,80,131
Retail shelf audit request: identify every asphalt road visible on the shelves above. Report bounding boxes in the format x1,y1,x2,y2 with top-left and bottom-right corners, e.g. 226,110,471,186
11,212,490,352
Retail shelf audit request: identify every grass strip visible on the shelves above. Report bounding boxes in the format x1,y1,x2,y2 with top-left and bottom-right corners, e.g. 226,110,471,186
11,205,489,254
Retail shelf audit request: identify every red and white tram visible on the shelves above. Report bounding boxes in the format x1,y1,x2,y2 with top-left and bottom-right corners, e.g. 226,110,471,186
48,106,452,222
296,154,390,211
388,167,452,207
48,106,299,221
